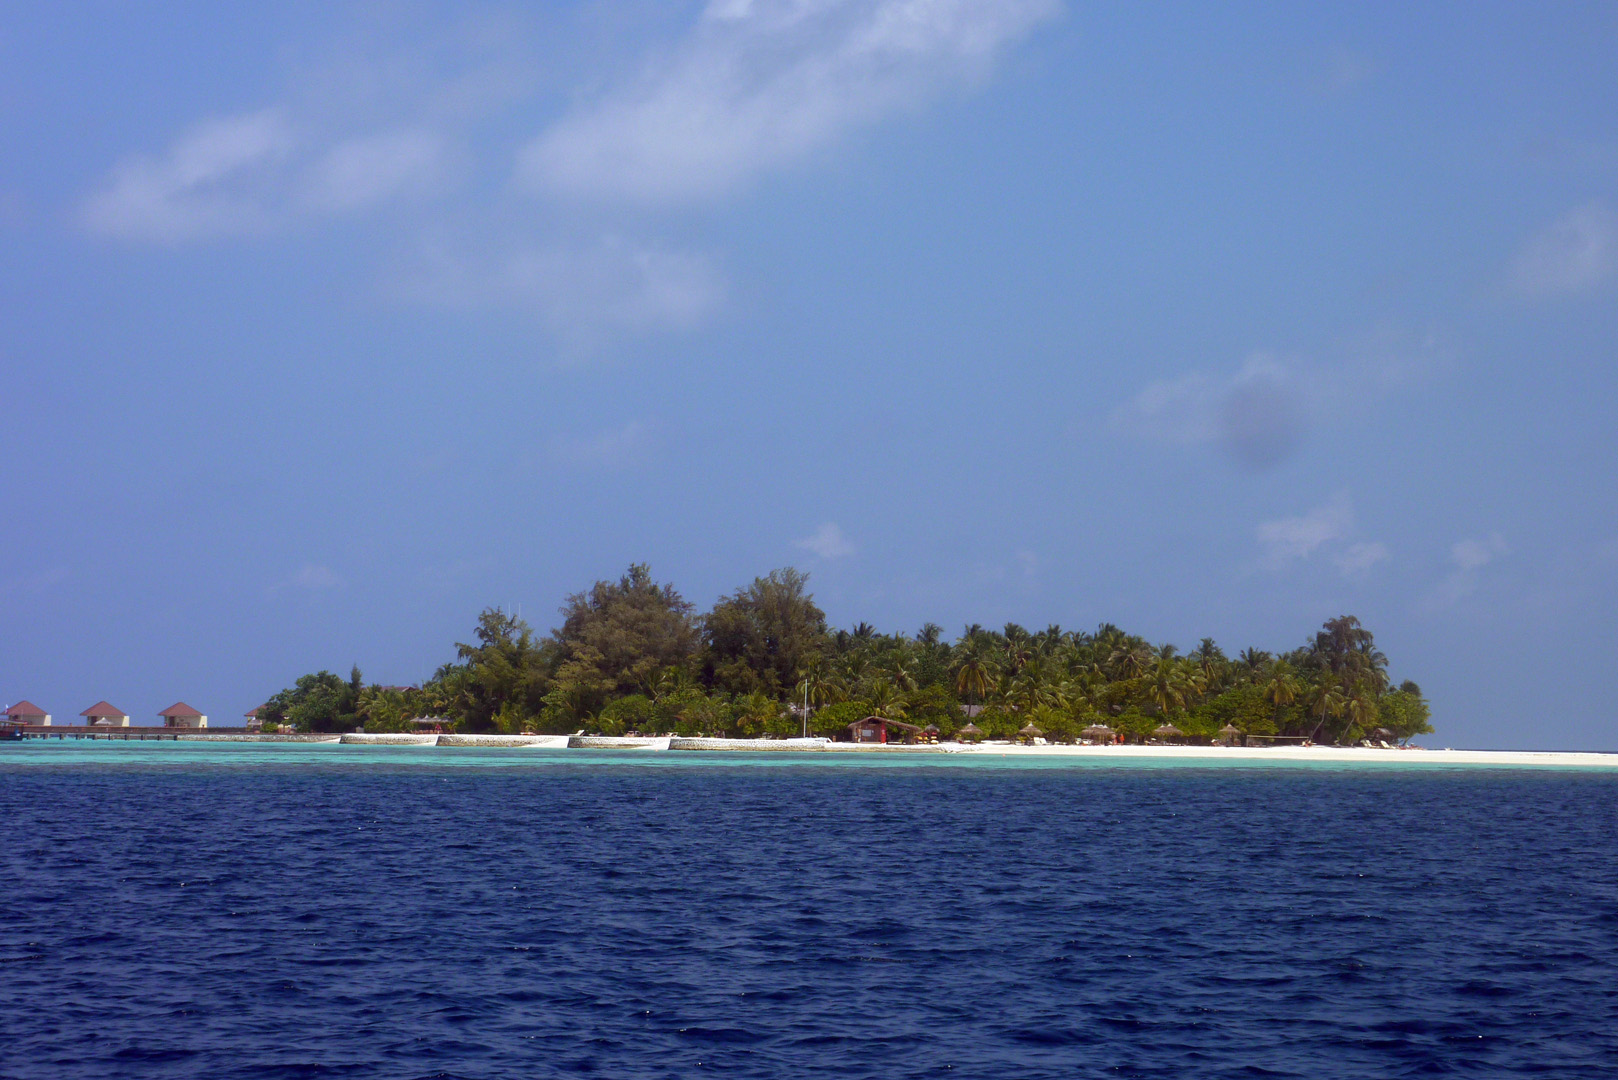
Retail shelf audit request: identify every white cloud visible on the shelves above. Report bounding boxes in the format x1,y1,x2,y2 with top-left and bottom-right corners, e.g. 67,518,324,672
1256,493,1354,566
1115,354,1304,469
551,421,650,469
82,110,297,242
1334,540,1390,575
1513,202,1618,295
795,521,856,559
520,0,1061,204
81,110,460,243
273,563,344,592
1113,330,1451,470
298,129,451,213
1425,533,1509,610
400,237,724,342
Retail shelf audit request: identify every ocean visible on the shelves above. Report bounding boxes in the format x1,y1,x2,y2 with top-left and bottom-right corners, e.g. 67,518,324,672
3,743,1617,1078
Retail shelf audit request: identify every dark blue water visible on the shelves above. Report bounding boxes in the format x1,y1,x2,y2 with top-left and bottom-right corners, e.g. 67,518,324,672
4,748,1618,1078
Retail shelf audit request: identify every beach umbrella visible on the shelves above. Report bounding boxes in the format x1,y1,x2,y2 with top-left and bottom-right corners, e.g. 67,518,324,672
1152,722,1184,740
1018,722,1044,738
957,722,983,741
1218,723,1242,744
1081,724,1114,741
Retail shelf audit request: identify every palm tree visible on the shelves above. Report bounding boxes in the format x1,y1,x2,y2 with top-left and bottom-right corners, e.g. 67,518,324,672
864,680,907,720
1305,677,1347,743
954,643,996,708
1145,657,1191,716
1109,641,1150,680
1237,648,1272,683
1264,661,1301,730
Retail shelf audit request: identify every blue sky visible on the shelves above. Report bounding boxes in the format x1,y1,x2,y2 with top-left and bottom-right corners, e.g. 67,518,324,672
2,1,1615,748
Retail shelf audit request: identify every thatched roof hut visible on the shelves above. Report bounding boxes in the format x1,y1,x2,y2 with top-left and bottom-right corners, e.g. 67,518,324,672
956,722,983,741
1081,723,1115,743
1218,723,1243,746
1017,722,1044,744
1151,722,1185,741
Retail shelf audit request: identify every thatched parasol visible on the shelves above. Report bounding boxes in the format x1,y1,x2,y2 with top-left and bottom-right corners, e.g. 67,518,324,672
956,722,983,740
1018,722,1044,738
1218,723,1242,745
1152,722,1185,740
1081,723,1115,741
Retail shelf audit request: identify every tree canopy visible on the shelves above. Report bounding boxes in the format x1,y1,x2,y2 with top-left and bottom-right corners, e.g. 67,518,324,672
257,567,1433,746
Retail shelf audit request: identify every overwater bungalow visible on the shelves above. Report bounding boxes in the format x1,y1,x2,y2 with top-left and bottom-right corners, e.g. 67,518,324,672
158,702,207,729
81,701,130,727
4,700,50,726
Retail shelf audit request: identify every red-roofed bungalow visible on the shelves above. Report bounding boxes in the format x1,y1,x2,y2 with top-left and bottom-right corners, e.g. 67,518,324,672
81,701,130,727
4,700,51,726
158,702,208,729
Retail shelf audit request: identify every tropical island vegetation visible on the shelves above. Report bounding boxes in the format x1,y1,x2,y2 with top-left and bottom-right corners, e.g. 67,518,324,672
256,564,1433,745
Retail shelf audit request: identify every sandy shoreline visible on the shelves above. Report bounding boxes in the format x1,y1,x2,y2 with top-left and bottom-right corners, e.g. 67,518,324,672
309,733,1618,766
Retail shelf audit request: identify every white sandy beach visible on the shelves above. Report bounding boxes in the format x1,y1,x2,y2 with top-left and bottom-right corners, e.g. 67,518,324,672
316,732,1618,767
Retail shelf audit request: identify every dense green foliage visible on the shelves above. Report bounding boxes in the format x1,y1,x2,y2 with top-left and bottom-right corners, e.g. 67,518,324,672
256,565,1433,744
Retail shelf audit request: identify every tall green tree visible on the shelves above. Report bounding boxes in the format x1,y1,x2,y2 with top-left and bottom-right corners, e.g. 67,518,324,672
555,564,700,696
703,567,829,697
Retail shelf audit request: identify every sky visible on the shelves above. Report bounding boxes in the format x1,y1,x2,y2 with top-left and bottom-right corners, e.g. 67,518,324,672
1,1,1615,748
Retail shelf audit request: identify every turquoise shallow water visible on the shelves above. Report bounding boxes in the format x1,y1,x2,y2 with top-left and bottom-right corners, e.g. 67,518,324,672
4,746,1618,1077
1,740,1612,772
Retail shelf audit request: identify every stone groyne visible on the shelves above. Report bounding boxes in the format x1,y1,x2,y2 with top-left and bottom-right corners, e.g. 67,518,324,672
668,737,831,752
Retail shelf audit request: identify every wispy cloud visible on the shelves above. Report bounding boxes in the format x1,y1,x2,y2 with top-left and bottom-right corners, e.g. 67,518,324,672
1513,202,1618,295
1334,541,1390,576
82,110,298,242
271,563,344,593
79,4,1055,342
550,420,652,470
1114,354,1303,469
1424,533,1510,610
1113,330,1451,470
1256,493,1354,566
1253,493,1390,579
795,521,856,559
520,0,1061,204
400,237,724,342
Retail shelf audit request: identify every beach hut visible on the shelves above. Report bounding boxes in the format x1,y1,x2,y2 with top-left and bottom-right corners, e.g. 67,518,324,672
1151,722,1185,744
158,702,208,729
4,700,50,726
1080,723,1115,745
80,701,129,727
1017,722,1045,745
956,722,983,743
847,716,923,744
1218,723,1243,746
244,707,264,732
